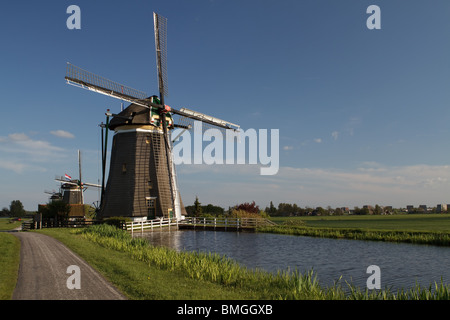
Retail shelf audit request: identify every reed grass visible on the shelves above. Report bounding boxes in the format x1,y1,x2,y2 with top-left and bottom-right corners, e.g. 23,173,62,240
76,224,450,300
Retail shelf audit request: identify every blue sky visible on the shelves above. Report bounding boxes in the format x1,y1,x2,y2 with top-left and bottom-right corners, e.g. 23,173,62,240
1,0,450,211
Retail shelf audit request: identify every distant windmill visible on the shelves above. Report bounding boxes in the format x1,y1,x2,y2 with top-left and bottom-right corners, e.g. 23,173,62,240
54,150,101,205
44,189,62,202
65,12,239,222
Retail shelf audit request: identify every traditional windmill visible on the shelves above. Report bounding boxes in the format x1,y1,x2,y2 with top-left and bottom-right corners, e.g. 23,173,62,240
64,13,239,222
44,189,63,203
54,150,101,205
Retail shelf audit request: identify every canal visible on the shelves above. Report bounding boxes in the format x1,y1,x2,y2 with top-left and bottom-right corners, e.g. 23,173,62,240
137,229,450,291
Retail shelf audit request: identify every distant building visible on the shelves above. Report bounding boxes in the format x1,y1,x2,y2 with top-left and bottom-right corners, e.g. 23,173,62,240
341,207,350,213
437,204,447,213
419,205,427,212
406,205,414,213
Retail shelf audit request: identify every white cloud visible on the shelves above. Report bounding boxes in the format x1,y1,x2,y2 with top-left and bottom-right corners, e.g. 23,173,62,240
5,133,64,156
9,133,29,141
50,130,75,139
331,131,339,140
0,160,47,174
176,163,450,208
0,160,26,174
283,145,293,151
314,138,322,143
0,132,68,174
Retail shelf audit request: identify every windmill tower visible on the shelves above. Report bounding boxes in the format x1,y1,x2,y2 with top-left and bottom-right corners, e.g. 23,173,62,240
65,13,239,222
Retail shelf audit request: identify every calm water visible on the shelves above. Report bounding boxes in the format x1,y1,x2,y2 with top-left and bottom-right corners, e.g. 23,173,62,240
136,229,450,290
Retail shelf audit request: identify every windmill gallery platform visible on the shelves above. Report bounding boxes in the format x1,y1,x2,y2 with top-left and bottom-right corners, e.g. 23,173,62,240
126,217,276,235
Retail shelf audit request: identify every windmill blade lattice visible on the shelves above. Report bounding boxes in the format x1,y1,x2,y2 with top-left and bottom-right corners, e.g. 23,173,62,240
154,12,169,99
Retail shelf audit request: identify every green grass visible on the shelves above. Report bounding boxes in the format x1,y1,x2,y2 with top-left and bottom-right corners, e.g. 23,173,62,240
0,232,21,300
270,214,450,232
0,218,23,231
37,225,450,300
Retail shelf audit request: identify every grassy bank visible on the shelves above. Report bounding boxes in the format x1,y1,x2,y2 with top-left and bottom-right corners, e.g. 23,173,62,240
0,233,21,300
258,225,450,246
39,225,450,300
264,214,450,246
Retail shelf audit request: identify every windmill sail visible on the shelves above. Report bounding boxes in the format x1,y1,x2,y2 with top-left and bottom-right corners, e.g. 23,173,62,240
154,12,169,100
153,12,176,219
66,63,238,131
65,63,149,107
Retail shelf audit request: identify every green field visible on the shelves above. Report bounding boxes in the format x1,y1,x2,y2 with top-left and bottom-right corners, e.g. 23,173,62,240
270,214,450,232
0,218,23,231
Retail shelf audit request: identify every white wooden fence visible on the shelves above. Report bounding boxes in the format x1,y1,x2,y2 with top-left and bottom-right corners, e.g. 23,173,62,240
126,217,276,235
126,218,178,235
179,217,276,230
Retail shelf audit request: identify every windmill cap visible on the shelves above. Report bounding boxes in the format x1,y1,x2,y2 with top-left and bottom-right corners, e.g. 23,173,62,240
108,103,151,130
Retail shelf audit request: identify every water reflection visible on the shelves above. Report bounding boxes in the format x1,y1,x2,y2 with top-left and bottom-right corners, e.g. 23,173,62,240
136,229,450,290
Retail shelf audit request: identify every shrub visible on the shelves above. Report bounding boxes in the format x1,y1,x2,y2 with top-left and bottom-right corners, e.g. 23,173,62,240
103,216,131,229
234,201,259,214
229,209,261,219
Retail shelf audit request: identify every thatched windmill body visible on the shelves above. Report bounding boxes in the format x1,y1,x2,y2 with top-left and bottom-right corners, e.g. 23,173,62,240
65,13,239,222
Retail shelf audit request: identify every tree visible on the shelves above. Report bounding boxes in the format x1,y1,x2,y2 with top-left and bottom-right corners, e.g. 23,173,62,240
0,207,10,217
185,203,224,217
267,201,277,215
40,201,71,222
193,196,202,217
354,206,369,215
374,204,382,215
202,204,224,216
315,207,327,216
10,200,25,217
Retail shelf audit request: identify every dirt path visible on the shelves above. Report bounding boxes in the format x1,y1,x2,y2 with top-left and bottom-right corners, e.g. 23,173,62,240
12,232,126,300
